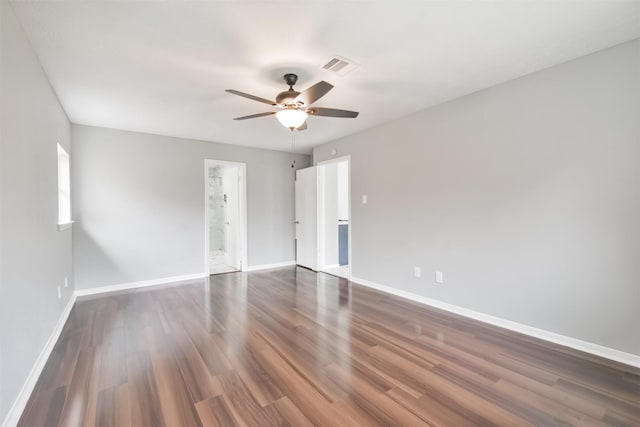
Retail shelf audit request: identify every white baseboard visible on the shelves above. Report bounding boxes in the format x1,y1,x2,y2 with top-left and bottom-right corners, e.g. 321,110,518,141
75,264,299,297
75,273,207,297
2,293,77,427
245,260,296,272
350,276,640,369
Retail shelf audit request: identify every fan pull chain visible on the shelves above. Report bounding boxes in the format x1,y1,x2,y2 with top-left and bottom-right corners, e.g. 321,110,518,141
291,129,296,169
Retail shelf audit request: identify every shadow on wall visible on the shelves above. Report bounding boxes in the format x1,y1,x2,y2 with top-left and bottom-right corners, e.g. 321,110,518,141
73,224,124,290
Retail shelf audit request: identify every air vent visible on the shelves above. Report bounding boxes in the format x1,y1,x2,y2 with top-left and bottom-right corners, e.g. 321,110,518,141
322,55,359,76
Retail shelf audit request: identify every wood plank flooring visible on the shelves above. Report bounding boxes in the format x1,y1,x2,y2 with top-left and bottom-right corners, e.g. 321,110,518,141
19,267,640,426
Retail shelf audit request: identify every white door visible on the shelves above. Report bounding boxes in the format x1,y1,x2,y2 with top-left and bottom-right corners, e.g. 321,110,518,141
295,166,318,270
223,166,240,270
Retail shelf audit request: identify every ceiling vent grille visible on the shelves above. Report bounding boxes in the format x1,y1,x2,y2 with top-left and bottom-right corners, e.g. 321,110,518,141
322,55,359,76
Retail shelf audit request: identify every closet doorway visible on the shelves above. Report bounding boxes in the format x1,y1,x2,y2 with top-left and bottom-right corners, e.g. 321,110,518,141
318,157,350,279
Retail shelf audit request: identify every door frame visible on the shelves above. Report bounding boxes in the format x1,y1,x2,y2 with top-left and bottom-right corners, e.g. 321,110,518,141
204,159,248,275
317,155,351,279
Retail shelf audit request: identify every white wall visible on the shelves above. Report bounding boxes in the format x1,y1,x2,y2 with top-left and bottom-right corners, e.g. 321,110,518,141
314,40,640,356
72,125,310,290
0,0,73,422
337,161,349,221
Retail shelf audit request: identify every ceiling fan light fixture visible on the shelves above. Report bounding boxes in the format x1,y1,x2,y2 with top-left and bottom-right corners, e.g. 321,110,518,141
276,109,308,129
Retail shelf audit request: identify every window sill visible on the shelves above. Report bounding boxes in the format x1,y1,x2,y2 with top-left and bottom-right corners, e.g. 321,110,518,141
58,221,74,231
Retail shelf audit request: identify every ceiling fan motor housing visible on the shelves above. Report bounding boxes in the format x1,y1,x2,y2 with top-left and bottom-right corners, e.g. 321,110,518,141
276,90,301,106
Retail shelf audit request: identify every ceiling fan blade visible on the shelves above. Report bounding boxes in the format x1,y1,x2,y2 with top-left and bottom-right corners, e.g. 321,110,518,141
226,89,277,106
233,111,276,120
307,107,359,118
296,121,308,131
294,81,334,106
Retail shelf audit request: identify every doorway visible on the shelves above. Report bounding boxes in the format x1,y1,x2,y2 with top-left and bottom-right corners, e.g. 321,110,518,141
318,157,350,279
204,159,247,275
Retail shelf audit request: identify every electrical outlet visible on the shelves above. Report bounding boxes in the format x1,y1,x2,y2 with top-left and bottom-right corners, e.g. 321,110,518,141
435,271,444,284
414,267,421,278
64,277,68,288
57,285,61,299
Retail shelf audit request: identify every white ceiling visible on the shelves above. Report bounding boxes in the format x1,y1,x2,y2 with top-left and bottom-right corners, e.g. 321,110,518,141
10,0,640,154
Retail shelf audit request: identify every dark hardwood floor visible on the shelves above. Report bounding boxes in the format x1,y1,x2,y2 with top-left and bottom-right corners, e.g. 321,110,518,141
19,267,640,426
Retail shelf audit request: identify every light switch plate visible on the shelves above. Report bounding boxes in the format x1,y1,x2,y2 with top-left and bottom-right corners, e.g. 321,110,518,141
362,195,368,204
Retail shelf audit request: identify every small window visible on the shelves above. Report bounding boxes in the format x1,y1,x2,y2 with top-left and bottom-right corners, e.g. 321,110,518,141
57,143,72,230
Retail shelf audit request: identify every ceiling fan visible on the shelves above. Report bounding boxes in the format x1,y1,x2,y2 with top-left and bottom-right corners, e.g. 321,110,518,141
226,73,359,130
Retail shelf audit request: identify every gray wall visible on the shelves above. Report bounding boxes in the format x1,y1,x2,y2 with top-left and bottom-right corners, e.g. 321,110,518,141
0,0,74,422
313,40,640,356
72,125,310,290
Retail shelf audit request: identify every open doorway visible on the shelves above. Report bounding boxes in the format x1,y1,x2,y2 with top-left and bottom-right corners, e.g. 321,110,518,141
204,159,247,275
318,157,350,279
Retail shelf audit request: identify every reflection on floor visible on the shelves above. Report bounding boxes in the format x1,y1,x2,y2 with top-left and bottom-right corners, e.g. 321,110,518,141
19,266,640,426
210,253,238,275
324,264,349,279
